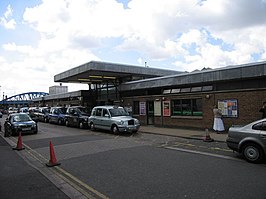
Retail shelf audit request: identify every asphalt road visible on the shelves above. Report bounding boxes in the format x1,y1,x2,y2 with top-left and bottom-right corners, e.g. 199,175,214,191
1,117,266,199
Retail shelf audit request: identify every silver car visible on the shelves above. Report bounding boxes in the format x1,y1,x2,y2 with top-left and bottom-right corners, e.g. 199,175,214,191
226,118,266,163
89,106,140,134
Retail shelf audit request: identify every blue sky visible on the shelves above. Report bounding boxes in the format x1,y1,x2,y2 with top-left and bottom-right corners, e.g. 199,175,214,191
0,0,266,98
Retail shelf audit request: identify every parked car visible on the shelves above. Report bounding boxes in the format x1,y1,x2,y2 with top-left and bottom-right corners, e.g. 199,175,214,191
8,107,18,115
226,118,266,163
65,106,90,128
19,107,29,113
4,113,38,137
35,107,50,123
89,106,140,134
48,107,67,125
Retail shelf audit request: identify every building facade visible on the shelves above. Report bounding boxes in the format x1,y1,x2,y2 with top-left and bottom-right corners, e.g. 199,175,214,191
119,62,266,130
35,61,266,131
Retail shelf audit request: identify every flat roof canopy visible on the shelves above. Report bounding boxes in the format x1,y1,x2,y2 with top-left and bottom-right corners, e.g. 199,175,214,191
54,61,182,84
120,61,266,91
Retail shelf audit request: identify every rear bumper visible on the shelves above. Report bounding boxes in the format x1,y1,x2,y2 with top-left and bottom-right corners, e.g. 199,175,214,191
226,137,239,152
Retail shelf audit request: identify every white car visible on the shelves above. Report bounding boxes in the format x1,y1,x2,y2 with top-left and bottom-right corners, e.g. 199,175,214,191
8,107,18,115
89,106,140,134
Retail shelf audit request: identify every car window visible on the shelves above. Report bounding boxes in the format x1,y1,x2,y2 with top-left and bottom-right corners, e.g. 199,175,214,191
91,109,96,116
109,107,128,117
103,109,109,117
13,114,31,122
58,108,67,114
69,109,75,115
252,122,266,131
96,108,102,116
78,107,90,114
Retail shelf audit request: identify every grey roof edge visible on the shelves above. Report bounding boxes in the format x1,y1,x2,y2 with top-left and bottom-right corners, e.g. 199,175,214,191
33,90,87,101
120,61,266,91
54,61,182,82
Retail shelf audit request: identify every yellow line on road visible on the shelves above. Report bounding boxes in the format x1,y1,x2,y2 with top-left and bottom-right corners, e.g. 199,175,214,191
10,139,109,199
210,147,232,152
55,167,109,199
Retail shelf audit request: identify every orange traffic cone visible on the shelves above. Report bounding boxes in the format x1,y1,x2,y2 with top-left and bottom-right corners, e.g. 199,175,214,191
13,132,25,151
46,141,61,167
203,129,214,142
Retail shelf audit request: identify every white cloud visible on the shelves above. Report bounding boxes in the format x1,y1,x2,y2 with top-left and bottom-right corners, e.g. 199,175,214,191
22,0,266,70
1,0,266,97
0,4,16,29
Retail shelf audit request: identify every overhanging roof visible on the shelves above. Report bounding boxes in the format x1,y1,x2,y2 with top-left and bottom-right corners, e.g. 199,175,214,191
120,61,266,91
54,61,182,84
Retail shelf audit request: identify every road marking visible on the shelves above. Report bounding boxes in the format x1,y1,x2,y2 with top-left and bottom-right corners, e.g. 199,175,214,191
55,167,109,199
169,141,232,153
165,146,241,161
210,147,232,152
1,134,109,199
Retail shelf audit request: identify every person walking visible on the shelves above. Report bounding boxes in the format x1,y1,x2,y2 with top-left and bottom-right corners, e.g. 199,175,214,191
259,101,266,118
213,105,225,133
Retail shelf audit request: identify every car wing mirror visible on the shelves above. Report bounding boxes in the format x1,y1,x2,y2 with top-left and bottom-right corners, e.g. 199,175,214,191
104,114,110,117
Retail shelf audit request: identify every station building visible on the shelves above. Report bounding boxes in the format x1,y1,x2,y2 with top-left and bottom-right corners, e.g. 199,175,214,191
33,60,266,130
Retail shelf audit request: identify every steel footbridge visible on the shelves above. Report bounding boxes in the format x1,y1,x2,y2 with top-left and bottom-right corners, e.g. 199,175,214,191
0,92,49,106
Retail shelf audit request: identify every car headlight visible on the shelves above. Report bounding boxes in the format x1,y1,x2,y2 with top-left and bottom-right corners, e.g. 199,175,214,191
13,124,19,129
135,119,140,124
117,120,125,125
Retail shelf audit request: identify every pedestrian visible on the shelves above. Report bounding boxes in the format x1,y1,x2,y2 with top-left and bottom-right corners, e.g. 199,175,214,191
213,105,225,133
259,101,266,118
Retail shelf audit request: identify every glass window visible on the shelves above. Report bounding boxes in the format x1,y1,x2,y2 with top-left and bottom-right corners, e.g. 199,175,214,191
182,99,192,116
192,99,203,116
172,98,203,116
171,88,180,94
96,108,102,116
202,85,213,91
180,88,191,93
252,122,266,131
103,109,109,117
172,99,182,116
163,89,171,94
191,87,202,92
109,107,128,117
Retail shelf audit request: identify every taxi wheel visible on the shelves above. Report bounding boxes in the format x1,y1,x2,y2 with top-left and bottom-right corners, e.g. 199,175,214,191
79,122,84,129
90,122,95,131
58,119,63,125
65,120,69,127
112,125,119,135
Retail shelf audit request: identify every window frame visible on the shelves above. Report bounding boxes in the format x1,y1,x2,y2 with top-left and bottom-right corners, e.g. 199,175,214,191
171,98,203,117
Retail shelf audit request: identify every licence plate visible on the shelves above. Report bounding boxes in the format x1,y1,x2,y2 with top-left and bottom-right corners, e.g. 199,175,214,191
22,127,31,131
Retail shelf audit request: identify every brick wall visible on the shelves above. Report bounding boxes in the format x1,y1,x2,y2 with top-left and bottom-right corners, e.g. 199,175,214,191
122,89,266,130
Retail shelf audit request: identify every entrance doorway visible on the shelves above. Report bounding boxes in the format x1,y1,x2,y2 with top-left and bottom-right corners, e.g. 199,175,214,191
147,101,154,125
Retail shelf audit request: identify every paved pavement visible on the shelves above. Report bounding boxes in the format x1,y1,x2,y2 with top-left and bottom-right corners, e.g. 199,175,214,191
139,125,227,143
0,134,70,199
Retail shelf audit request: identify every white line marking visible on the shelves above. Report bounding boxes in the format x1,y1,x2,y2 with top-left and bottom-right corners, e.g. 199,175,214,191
165,146,241,161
